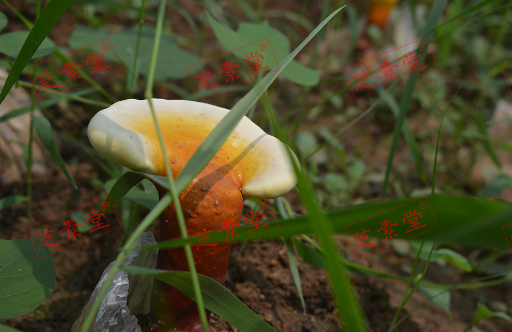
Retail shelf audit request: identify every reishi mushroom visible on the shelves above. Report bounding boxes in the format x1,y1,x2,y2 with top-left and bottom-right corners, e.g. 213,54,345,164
368,0,399,29
87,99,298,331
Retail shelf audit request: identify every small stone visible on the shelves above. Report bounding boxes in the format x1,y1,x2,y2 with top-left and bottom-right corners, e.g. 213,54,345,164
201,186,207,191
208,186,212,189
215,200,219,205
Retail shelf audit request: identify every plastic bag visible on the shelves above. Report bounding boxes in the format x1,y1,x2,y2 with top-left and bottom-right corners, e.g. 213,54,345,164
71,232,158,332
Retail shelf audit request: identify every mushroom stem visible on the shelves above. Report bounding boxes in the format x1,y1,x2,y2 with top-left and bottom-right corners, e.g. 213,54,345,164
149,166,243,332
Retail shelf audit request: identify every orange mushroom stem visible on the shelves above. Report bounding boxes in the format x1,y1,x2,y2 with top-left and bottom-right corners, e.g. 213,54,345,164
87,99,299,331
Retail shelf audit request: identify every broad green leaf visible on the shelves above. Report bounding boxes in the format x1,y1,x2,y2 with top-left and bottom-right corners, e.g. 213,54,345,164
295,131,318,158
293,238,325,269
69,211,93,233
68,24,204,80
207,16,320,86
0,0,74,105
0,325,22,332
121,266,278,332
0,31,55,58
32,115,77,189
105,178,158,210
0,239,56,318
472,303,512,324
0,196,28,210
417,285,451,312
0,11,7,32
482,174,512,197
434,249,472,271
410,241,472,271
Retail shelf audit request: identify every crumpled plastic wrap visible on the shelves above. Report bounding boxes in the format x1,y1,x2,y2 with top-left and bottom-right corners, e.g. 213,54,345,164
71,232,158,332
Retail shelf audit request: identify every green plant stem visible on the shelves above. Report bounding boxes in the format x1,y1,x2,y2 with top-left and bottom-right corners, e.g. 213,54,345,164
389,242,435,332
1,0,32,27
144,0,209,331
291,0,310,42
27,89,35,223
125,0,146,99
432,87,460,195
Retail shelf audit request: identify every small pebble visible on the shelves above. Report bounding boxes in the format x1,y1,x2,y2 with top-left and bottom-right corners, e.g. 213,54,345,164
215,200,219,205
201,186,207,191
208,186,212,189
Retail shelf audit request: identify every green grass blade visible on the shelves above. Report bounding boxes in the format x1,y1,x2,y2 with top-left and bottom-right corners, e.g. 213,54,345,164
277,197,307,313
284,237,307,314
389,243,435,331
121,266,278,332
264,89,367,330
379,90,427,184
32,115,77,189
0,196,28,210
421,0,449,40
0,87,96,125
425,0,503,36
124,0,145,99
143,0,209,329
432,87,460,195
0,0,74,105
139,195,512,252
381,0,448,199
105,172,146,207
177,6,346,191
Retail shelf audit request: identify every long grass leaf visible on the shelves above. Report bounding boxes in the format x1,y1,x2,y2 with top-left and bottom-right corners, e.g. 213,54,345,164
284,237,307,313
176,6,346,194
381,0,448,199
32,115,77,189
0,0,74,105
121,266,278,332
432,87,460,194
379,90,427,183
0,87,96,125
262,76,367,331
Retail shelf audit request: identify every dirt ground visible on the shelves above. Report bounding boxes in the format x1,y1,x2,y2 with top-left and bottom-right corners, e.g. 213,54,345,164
1,148,511,332
1,0,512,331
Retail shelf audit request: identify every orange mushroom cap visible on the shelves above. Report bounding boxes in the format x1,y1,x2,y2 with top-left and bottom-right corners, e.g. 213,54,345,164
87,99,299,199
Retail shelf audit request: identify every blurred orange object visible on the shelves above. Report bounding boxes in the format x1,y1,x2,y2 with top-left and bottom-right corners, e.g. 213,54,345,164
368,0,400,28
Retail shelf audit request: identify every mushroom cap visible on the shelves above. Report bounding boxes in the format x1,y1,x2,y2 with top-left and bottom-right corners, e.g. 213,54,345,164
87,99,299,199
